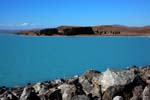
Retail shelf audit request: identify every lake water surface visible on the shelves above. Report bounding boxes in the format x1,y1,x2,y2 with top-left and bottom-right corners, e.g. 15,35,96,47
0,33,150,87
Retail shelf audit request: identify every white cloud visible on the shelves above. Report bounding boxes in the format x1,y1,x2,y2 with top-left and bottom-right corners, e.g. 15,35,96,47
21,23,30,26
0,23,42,27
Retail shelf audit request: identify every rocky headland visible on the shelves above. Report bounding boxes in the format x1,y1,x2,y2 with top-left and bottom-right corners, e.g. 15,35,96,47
16,25,150,36
1,65,150,100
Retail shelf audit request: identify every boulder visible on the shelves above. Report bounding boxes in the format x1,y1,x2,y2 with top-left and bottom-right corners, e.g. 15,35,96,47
130,96,142,100
66,78,85,95
145,74,150,85
19,87,31,100
0,91,18,100
101,69,135,92
128,65,140,74
0,87,6,95
33,82,42,93
80,70,102,82
102,85,125,100
131,76,146,98
10,87,24,98
79,78,92,95
72,95,90,100
51,79,65,85
139,65,150,79
38,88,62,100
122,76,146,100
58,83,76,100
131,85,143,100
39,83,49,94
142,86,150,100
27,91,41,100
46,89,62,100
79,70,102,99
113,96,123,100
90,84,102,99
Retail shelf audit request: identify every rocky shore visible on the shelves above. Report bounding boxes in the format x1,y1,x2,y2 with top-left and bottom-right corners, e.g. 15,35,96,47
1,65,150,100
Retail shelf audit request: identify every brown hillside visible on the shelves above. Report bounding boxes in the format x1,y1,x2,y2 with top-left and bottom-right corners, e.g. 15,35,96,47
17,25,150,36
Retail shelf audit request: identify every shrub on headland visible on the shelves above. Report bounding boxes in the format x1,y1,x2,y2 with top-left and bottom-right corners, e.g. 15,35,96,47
40,28,59,36
63,27,95,35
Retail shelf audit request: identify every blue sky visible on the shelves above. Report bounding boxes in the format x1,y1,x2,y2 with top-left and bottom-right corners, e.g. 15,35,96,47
0,0,150,29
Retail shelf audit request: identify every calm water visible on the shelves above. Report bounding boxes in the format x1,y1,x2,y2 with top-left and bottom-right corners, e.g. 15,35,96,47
0,33,150,87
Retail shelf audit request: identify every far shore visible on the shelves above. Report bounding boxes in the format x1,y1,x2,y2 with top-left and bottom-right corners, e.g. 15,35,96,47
14,25,150,37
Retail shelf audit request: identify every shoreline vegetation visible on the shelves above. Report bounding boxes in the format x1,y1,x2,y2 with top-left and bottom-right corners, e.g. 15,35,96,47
15,25,150,36
1,65,150,100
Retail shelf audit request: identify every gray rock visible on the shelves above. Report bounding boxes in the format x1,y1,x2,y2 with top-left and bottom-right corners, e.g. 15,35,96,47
113,96,123,100
67,77,79,84
130,96,142,100
33,82,42,93
102,85,124,100
81,70,101,82
11,87,23,98
51,79,65,87
132,85,143,98
71,95,90,100
20,86,40,100
90,84,102,99
79,70,102,98
79,79,92,95
46,89,62,100
142,86,150,100
101,69,135,92
0,91,18,100
58,83,76,100
19,87,31,100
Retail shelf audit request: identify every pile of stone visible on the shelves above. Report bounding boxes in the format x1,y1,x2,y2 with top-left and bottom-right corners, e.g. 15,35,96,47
1,65,150,100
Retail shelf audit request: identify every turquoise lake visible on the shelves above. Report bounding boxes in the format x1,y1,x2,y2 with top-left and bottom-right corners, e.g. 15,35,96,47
0,33,150,87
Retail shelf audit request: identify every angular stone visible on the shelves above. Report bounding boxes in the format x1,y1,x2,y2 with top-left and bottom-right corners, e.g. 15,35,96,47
142,86,150,100
71,95,90,100
79,79,93,95
130,96,142,100
79,70,102,98
46,89,62,100
113,96,123,100
58,83,76,100
102,85,125,100
132,85,143,98
101,69,135,92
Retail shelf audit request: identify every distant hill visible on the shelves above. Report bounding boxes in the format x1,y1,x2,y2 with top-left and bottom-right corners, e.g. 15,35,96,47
17,25,150,36
0,30,23,34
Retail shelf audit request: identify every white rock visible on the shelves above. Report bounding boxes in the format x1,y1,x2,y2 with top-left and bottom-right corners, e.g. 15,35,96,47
100,68,135,92
58,83,76,100
142,86,150,100
33,82,42,93
19,87,31,100
113,96,123,100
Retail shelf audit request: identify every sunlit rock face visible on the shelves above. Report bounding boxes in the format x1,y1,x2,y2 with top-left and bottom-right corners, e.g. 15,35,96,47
143,86,150,100
100,68,135,92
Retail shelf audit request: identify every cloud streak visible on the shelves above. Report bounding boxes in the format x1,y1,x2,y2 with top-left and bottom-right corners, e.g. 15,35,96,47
0,23,42,27
21,23,30,26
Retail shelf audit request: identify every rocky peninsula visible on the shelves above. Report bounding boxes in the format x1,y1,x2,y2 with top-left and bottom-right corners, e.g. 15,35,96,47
1,65,150,100
16,25,150,36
